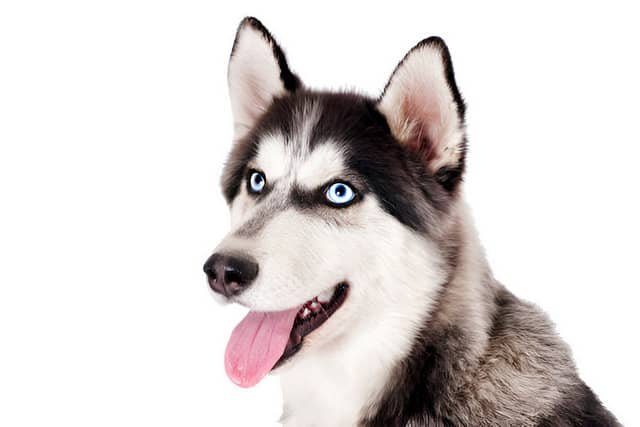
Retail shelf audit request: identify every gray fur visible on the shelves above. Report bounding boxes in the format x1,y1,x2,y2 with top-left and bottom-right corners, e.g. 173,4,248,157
360,204,619,426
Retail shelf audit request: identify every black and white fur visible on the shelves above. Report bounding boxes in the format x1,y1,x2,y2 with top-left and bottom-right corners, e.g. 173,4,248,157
209,17,620,426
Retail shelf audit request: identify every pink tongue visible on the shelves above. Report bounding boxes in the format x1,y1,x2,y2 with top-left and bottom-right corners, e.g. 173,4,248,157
224,307,299,388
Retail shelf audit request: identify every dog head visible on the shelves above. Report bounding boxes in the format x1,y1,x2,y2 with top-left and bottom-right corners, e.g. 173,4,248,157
205,17,467,388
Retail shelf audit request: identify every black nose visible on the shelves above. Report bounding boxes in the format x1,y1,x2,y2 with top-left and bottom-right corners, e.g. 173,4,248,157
203,253,259,297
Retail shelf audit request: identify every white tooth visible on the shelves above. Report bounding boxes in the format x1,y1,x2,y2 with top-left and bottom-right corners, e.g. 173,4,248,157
310,302,320,312
302,308,311,318
317,289,333,303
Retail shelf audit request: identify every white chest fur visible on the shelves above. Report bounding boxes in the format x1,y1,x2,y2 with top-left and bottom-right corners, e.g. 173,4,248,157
279,342,392,426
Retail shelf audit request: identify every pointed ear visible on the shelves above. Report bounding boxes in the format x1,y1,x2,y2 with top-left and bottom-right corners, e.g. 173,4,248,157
228,17,302,140
378,37,466,192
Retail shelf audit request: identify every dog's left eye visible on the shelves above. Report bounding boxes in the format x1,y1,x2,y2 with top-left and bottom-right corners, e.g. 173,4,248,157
325,182,356,206
248,171,266,194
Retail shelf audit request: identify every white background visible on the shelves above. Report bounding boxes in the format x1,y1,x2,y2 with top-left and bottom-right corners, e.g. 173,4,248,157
1,1,638,426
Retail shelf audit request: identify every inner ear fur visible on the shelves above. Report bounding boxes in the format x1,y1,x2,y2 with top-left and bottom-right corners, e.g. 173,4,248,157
378,37,466,192
228,17,302,140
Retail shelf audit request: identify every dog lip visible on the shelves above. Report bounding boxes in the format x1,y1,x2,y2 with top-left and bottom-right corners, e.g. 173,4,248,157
272,283,349,370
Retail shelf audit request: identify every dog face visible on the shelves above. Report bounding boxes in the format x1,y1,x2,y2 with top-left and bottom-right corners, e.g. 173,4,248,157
205,17,467,388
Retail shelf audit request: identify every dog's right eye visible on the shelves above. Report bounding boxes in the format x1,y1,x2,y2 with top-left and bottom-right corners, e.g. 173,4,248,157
325,182,357,207
248,170,266,194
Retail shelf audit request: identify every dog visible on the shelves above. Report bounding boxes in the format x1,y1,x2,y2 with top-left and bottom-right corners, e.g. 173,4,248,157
204,17,619,426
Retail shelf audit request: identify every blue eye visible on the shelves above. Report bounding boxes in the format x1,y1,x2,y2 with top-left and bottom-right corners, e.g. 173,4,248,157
248,171,266,194
326,182,356,206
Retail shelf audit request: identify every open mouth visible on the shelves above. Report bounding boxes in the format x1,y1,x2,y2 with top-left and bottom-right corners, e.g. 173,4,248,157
224,283,349,388
274,282,349,369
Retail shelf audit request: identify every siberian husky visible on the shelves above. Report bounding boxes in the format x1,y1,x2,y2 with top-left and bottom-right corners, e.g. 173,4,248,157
204,17,619,426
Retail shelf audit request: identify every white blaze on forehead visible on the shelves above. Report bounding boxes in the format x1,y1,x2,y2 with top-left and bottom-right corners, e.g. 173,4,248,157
253,135,289,181
252,139,347,189
296,143,347,189
249,101,323,185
